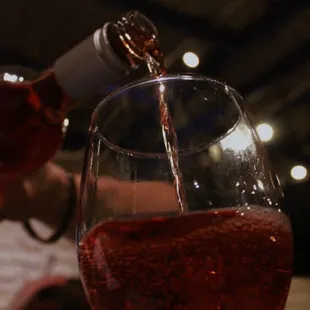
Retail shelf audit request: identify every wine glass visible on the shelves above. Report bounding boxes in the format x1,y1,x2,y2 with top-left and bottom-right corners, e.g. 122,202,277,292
77,75,293,310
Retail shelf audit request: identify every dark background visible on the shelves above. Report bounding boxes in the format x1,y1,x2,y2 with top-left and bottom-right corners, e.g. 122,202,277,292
0,0,310,274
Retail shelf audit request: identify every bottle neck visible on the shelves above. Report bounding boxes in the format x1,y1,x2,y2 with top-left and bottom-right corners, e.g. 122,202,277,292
52,22,134,105
37,11,159,125
112,11,165,76
36,23,133,125
107,23,139,69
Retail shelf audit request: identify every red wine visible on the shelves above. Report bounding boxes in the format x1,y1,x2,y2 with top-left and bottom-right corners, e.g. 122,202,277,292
143,46,188,213
78,206,292,310
0,74,64,182
122,11,187,212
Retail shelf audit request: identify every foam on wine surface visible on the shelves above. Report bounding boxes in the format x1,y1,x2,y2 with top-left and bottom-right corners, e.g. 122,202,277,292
78,205,293,310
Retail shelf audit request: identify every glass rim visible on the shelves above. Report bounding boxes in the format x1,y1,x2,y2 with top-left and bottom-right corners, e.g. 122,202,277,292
91,74,242,158
92,73,239,118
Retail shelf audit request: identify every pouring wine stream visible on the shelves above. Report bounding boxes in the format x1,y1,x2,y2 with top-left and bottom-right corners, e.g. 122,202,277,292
143,50,188,214
113,10,188,213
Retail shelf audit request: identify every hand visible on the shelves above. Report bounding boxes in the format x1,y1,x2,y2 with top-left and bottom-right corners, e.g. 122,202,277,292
0,163,67,222
97,177,179,215
0,161,179,241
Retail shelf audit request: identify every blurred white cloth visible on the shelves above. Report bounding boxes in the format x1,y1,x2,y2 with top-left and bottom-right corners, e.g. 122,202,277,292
0,220,78,309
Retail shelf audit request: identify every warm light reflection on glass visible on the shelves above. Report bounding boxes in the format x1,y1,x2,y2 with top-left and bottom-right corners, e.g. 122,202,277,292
159,84,165,93
270,236,277,242
209,145,221,162
257,180,264,190
220,125,253,152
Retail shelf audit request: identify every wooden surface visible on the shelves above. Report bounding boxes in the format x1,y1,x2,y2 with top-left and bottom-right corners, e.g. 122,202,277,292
286,277,310,309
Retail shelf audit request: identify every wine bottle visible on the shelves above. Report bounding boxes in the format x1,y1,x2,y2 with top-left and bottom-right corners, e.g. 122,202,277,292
0,11,159,183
